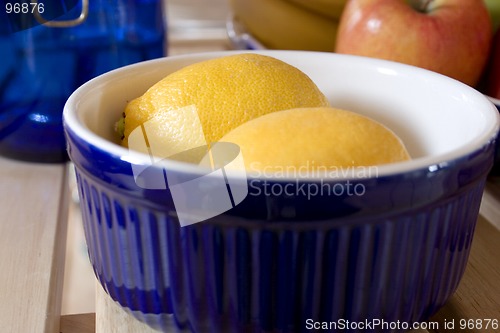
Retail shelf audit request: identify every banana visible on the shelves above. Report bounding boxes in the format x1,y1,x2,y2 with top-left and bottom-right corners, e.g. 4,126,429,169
229,0,340,51
286,0,348,20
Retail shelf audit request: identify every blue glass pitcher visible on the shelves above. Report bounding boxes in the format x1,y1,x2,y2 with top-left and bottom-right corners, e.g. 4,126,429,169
0,0,166,162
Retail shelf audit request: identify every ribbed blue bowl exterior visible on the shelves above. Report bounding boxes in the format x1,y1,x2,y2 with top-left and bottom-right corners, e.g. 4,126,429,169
74,166,486,333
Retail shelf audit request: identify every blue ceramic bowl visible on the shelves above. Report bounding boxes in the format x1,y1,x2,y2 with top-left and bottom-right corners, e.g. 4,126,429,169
63,51,499,332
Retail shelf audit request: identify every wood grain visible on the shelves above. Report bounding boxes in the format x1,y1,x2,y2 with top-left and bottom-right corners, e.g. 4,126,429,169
0,157,69,333
480,179,500,231
60,313,95,333
429,215,500,333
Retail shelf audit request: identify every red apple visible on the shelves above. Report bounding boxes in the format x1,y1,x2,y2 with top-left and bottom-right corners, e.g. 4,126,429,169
482,28,500,98
335,0,493,87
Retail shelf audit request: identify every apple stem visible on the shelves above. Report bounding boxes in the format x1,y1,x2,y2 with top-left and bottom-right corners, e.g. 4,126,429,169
407,0,433,13
421,0,433,12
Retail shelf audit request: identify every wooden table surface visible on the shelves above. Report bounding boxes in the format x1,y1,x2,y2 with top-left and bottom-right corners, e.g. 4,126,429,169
0,157,70,333
1,37,500,333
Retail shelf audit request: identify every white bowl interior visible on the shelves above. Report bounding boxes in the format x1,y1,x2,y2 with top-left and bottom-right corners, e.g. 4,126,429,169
64,50,500,177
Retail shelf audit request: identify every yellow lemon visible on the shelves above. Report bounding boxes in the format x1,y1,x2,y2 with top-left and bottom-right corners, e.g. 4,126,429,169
217,107,411,172
121,53,329,161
